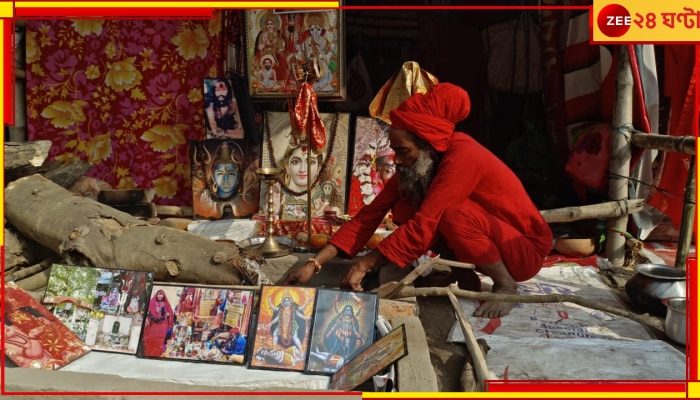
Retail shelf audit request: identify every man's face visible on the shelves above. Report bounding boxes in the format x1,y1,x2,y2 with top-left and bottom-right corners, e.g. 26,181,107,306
264,59,272,70
389,129,420,168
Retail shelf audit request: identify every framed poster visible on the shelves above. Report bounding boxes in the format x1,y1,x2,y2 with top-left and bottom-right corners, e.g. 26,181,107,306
43,264,154,355
260,111,350,221
249,285,317,371
137,284,255,365
203,78,245,139
5,281,91,369
329,324,408,391
245,9,345,99
306,289,378,374
346,117,396,216
191,139,261,219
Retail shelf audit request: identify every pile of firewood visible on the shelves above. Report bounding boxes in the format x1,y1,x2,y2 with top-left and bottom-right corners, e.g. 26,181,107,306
4,141,269,300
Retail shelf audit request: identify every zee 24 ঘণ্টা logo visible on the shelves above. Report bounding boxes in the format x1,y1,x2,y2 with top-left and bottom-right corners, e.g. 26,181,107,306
596,2,700,41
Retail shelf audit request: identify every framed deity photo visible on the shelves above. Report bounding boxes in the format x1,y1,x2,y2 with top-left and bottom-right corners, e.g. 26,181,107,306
260,111,350,222
305,288,379,375
203,78,245,139
245,9,345,99
137,284,256,365
346,116,396,216
249,285,317,372
329,324,408,391
190,139,261,219
43,264,154,355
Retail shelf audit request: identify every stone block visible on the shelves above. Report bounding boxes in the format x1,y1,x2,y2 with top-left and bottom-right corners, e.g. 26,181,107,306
390,315,439,392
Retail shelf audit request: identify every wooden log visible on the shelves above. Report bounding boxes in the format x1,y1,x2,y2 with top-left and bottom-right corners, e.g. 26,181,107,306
541,199,645,223
461,339,490,392
156,205,194,218
4,174,253,286
607,46,634,268
446,287,490,392
13,268,52,292
5,257,57,283
675,155,696,270
4,227,55,272
374,257,440,298
630,132,695,155
4,140,52,169
98,189,146,205
44,159,92,188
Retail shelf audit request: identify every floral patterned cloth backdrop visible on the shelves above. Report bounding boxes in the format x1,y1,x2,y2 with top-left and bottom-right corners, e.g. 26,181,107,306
25,18,224,205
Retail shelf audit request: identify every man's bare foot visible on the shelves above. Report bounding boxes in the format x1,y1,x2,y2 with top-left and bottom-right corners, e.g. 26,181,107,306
473,283,518,318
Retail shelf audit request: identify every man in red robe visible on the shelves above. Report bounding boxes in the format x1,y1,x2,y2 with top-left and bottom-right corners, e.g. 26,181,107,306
284,83,552,318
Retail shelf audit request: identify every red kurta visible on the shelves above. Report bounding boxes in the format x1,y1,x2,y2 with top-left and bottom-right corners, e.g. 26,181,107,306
329,133,553,281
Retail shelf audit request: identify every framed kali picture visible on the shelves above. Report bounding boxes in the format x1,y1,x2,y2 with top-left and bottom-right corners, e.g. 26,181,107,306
346,116,396,216
329,324,408,391
245,9,345,99
5,281,91,370
260,111,350,221
306,289,378,374
249,285,317,371
42,264,154,355
204,78,245,139
137,284,255,365
190,139,261,219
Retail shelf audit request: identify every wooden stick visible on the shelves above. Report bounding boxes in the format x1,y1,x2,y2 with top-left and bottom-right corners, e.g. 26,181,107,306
461,339,491,392
373,257,438,298
540,199,644,223
433,257,475,270
607,45,634,268
675,155,696,270
446,287,490,392
630,131,695,155
390,285,665,332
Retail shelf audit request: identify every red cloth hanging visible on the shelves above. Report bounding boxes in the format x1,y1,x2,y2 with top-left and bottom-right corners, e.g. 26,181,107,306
291,81,326,150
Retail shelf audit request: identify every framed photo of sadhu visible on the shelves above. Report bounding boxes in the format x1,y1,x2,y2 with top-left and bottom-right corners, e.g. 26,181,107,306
245,9,345,99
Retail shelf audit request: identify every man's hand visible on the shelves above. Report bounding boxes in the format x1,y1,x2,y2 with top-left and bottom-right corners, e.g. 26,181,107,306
340,250,387,291
282,262,315,285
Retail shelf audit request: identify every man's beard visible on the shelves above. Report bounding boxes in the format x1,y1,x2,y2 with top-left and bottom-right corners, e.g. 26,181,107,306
397,146,439,209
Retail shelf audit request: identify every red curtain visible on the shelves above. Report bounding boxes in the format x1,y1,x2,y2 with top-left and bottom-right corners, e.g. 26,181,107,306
26,18,224,206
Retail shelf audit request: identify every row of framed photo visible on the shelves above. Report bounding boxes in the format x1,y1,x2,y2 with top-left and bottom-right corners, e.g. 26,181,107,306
4,264,408,391
192,112,395,222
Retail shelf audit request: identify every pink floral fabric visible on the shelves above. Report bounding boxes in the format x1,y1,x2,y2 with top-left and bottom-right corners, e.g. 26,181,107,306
25,18,224,205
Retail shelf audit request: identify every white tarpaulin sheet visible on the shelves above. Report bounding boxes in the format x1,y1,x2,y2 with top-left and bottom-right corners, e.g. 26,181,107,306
59,351,330,390
448,265,686,380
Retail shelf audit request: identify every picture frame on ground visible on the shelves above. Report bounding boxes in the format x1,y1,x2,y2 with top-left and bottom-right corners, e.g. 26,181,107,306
329,324,408,391
260,111,350,223
137,284,255,365
190,139,261,219
203,78,245,139
42,264,154,355
5,281,91,369
346,116,395,216
245,9,345,99
249,285,317,371
305,288,379,374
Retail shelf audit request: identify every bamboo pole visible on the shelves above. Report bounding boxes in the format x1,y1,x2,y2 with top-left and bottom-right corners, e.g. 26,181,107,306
630,132,696,155
446,287,490,392
541,199,644,223
606,46,634,268
675,155,696,270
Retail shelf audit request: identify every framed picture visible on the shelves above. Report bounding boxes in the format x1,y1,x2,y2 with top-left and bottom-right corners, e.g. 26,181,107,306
190,139,261,219
306,289,379,374
137,284,255,365
203,77,245,139
260,111,350,222
329,324,408,391
43,264,154,355
5,281,91,369
245,9,345,99
249,285,317,371
346,117,396,216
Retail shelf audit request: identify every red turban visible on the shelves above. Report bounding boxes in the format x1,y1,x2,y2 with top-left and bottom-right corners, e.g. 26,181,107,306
389,83,471,152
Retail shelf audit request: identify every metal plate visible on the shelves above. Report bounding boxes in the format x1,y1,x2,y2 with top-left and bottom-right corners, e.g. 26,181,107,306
238,236,297,258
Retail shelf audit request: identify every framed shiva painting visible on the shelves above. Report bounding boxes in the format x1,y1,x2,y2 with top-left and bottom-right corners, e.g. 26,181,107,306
190,139,261,219
245,9,345,99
